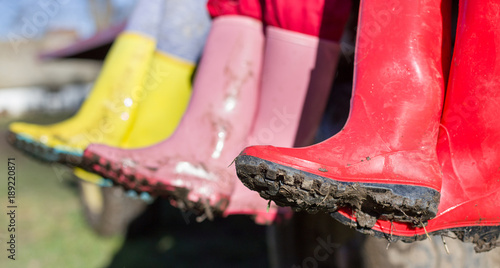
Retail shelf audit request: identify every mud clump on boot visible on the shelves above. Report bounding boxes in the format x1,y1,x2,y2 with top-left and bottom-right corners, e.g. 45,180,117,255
235,154,439,224
355,210,377,229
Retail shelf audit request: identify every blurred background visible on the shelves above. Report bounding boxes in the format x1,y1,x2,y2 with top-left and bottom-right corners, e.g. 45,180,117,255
0,1,271,267
1,1,500,267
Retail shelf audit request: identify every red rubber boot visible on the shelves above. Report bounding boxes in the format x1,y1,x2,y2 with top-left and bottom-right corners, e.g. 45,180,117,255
236,0,449,225
332,0,500,252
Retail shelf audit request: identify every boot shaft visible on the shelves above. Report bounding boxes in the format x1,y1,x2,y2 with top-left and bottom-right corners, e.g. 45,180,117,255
248,27,341,148
352,0,451,151
440,0,500,190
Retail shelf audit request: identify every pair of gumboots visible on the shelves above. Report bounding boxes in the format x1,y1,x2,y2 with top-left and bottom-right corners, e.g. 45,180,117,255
9,0,500,252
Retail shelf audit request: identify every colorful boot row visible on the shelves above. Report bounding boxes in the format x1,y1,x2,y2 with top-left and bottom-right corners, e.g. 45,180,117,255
8,0,352,225
81,0,352,223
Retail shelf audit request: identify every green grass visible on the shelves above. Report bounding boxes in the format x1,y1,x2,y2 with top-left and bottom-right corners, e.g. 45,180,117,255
0,115,124,268
0,114,268,268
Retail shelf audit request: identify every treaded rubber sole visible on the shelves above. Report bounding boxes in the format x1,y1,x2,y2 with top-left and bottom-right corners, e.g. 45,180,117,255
7,132,154,203
331,212,500,253
235,155,440,227
6,130,82,165
81,151,229,220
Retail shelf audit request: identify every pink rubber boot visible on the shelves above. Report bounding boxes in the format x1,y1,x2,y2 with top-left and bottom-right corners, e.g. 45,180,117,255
83,15,264,215
223,0,352,224
224,26,343,224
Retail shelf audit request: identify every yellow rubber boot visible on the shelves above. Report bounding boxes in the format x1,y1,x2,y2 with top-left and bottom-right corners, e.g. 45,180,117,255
74,52,194,186
8,32,156,164
122,52,193,146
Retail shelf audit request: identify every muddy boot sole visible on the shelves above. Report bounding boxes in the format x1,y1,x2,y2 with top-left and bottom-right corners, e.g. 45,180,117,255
235,155,440,227
81,151,229,220
331,212,500,253
7,130,82,165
